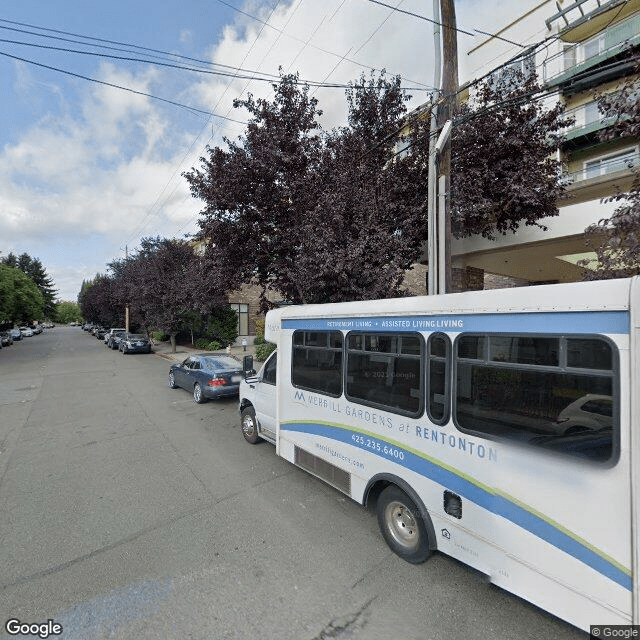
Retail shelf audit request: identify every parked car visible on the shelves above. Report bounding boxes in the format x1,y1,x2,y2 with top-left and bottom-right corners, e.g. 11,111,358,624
168,354,244,403
553,394,612,434
104,327,126,344
0,331,13,346
107,330,126,350
20,327,34,337
119,333,151,354
9,328,22,341
32,325,43,334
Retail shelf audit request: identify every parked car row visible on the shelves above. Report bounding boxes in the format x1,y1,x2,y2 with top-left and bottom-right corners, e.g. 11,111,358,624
0,324,50,350
81,323,244,402
82,324,152,354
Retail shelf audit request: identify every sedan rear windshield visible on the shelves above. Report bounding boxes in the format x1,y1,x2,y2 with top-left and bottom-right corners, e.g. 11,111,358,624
202,356,240,370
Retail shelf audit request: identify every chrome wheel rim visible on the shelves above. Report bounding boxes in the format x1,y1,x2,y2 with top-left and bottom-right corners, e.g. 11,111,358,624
169,373,175,387
242,414,256,437
194,385,201,402
384,500,419,551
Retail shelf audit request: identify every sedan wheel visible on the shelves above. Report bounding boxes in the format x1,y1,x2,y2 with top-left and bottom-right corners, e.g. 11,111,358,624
168,372,177,389
193,383,206,404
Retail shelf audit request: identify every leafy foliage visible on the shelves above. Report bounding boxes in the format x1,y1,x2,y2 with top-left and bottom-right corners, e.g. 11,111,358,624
582,173,640,279
1,252,57,319
451,75,572,240
79,237,229,352
185,72,430,307
582,54,640,279
0,264,44,324
56,301,83,324
254,341,276,362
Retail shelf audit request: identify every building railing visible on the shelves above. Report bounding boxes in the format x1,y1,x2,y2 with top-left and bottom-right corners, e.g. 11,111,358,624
542,12,640,84
561,99,618,140
559,150,640,184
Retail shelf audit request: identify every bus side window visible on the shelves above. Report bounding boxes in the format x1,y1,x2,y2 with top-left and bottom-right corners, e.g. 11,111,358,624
263,352,277,385
345,332,423,417
291,331,343,397
427,333,451,425
454,334,617,464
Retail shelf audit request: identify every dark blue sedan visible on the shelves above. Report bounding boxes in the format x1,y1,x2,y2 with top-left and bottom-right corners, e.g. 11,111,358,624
168,354,244,403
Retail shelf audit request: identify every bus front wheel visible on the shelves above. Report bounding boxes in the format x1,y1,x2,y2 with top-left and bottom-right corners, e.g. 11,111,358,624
377,485,431,564
241,406,261,444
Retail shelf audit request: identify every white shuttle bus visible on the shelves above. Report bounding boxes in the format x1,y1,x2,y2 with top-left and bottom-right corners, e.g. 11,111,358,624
238,277,640,633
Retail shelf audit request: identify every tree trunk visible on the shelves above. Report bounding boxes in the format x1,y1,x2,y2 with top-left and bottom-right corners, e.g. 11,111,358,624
170,333,176,353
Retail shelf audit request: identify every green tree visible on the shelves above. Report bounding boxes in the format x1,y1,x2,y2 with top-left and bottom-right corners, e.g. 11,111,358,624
56,301,83,324
0,264,44,324
2,252,57,318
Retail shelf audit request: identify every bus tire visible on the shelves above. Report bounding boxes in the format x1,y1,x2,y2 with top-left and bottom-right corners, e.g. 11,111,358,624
377,485,432,564
241,406,261,444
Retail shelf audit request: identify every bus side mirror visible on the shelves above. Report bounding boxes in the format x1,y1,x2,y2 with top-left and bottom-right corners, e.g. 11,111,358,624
243,355,255,378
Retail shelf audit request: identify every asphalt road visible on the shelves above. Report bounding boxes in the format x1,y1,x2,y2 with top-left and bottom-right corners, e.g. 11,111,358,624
0,327,586,640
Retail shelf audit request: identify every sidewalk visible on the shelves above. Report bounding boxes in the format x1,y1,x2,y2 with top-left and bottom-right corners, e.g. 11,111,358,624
152,340,259,364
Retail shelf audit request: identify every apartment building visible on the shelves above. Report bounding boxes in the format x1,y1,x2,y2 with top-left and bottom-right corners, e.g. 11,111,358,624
453,0,640,286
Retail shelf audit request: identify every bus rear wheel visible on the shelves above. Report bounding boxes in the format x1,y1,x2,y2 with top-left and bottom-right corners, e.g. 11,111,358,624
377,485,431,564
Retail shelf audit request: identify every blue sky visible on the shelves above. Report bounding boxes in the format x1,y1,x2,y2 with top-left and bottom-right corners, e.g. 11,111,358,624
0,0,522,302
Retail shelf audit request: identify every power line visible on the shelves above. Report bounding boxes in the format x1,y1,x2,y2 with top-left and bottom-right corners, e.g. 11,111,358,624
0,49,251,121
0,35,432,92
367,0,527,47
215,0,434,91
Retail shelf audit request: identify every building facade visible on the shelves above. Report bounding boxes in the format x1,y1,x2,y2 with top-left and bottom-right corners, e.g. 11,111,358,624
453,0,640,285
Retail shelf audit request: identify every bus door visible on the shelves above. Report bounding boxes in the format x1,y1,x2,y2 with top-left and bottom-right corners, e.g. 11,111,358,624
255,351,277,436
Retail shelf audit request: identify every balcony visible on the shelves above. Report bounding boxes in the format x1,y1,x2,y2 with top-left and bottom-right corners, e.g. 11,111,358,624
562,100,616,143
559,148,639,201
542,12,640,90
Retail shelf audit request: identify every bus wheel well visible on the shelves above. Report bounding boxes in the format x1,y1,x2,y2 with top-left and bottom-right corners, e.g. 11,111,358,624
364,475,437,553
365,480,392,511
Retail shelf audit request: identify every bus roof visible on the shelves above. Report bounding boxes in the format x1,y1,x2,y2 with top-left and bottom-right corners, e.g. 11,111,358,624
267,277,636,324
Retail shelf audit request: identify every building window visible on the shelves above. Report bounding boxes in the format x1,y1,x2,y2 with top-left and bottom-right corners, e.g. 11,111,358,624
584,148,638,179
229,303,249,335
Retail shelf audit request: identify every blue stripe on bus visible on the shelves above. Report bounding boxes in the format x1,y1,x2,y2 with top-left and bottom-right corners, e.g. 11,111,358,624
282,421,632,591
281,310,629,334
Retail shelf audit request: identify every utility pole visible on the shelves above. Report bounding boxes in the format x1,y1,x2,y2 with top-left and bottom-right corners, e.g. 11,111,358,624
427,0,441,296
436,0,458,294
125,245,130,333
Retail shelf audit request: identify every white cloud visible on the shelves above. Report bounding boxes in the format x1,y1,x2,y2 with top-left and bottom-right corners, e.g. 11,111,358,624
0,0,536,301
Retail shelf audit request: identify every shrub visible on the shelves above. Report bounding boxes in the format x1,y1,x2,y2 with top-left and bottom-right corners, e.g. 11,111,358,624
253,334,266,345
205,307,239,347
194,338,210,349
152,330,168,341
255,341,276,362
207,340,222,351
